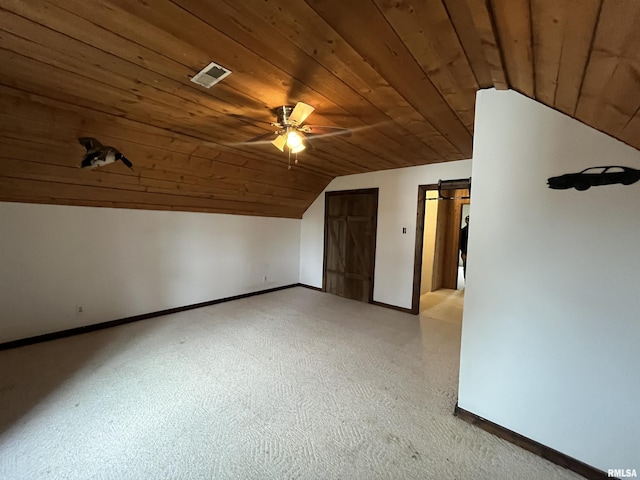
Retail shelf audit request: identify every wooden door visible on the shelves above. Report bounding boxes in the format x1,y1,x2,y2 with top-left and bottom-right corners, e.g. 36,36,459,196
323,189,378,303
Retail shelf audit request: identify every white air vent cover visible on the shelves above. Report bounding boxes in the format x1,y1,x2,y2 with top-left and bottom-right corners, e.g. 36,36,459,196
190,62,232,88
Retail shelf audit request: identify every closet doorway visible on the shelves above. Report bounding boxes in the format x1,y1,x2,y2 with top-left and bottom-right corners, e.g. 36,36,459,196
410,181,470,313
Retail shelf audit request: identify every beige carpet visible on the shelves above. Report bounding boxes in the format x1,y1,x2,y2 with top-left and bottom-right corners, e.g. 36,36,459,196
0,287,583,479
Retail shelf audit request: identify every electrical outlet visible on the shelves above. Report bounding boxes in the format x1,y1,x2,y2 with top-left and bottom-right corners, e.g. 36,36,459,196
76,305,84,314
263,276,268,282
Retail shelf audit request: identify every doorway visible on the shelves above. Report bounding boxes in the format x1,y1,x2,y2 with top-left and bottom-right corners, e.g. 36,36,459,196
411,182,470,313
323,189,378,303
457,204,471,289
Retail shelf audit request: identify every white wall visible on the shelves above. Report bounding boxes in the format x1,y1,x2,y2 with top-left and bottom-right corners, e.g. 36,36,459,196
459,89,640,471
0,202,300,343
299,160,473,308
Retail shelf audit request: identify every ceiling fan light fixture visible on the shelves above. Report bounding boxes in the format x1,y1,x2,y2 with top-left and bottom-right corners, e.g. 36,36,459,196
271,135,287,152
288,102,315,125
286,131,305,152
290,143,305,154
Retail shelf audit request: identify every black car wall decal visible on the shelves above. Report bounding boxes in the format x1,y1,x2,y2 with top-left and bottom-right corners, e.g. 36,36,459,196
547,166,640,191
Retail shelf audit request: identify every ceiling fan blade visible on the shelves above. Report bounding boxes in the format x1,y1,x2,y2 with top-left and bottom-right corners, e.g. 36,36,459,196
289,102,315,125
301,125,352,137
300,132,313,151
271,135,287,152
245,131,278,143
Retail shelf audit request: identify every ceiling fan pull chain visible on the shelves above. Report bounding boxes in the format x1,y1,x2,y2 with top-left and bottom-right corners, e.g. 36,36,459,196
288,149,292,170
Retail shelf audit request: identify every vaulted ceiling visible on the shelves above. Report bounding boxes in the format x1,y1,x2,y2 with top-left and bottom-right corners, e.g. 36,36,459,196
0,0,638,218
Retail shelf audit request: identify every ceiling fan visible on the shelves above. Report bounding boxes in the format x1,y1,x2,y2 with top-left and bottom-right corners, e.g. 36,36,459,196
243,102,352,167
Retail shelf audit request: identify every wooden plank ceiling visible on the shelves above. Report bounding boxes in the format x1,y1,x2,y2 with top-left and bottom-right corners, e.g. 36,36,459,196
0,0,638,218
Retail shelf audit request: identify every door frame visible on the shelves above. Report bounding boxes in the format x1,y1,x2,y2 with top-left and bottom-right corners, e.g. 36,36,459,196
322,188,379,303
410,182,470,313
410,184,438,313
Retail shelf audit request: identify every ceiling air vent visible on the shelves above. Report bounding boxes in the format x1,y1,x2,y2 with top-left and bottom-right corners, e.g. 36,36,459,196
190,62,232,88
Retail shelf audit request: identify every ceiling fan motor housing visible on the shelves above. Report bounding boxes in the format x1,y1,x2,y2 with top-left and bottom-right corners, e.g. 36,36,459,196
273,105,296,126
